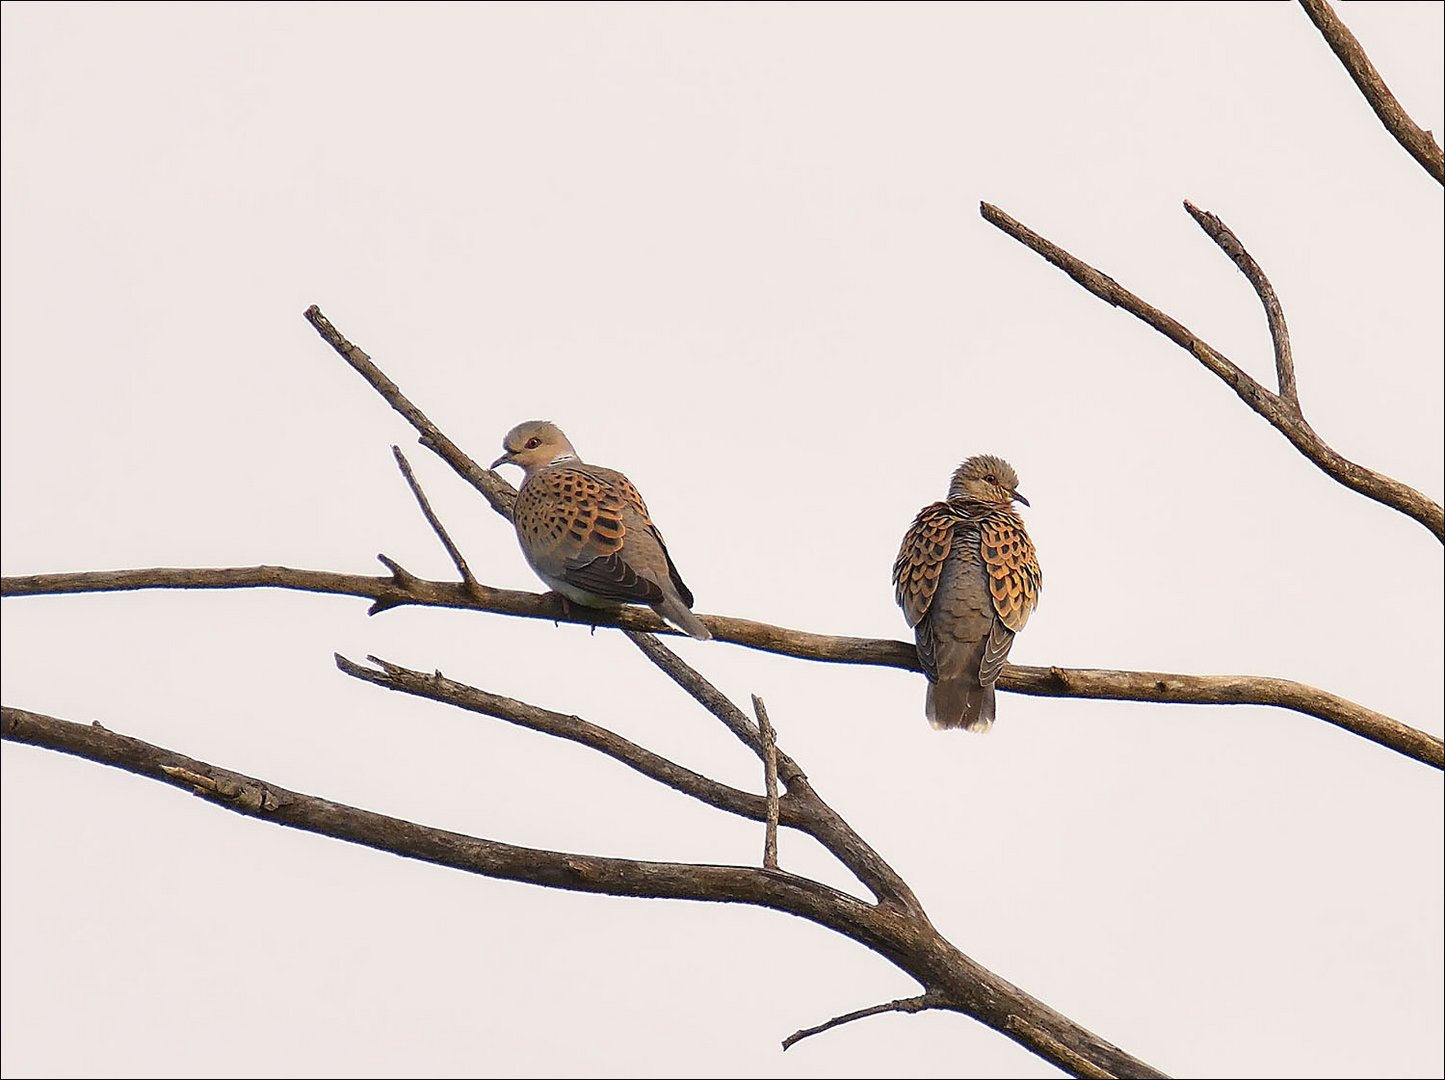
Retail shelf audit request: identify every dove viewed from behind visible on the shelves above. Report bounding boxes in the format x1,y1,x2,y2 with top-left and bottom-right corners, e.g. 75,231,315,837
491,420,712,641
892,454,1041,731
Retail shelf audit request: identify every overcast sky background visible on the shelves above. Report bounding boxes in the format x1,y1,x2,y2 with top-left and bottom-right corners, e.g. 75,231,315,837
3,3,1442,1077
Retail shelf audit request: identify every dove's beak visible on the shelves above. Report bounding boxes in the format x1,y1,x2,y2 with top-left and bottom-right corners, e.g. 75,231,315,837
489,452,513,471
1013,490,1030,507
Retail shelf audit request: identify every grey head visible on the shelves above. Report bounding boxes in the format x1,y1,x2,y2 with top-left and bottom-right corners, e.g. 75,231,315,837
489,420,580,478
947,454,1029,507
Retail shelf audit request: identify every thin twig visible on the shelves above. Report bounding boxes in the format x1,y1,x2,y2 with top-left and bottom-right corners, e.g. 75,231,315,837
1182,201,1298,409
783,992,947,1051
753,694,780,871
1297,0,1444,184
980,201,1444,541
336,652,792,826
5,566,1437,769
302,305,518,519
391,445,483,592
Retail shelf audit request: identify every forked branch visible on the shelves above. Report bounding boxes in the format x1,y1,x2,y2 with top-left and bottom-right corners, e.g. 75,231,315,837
623,629,923,911
979,201,1443,541
3,8,1437,1076
1182,201,1297,409
2,703,1169,1079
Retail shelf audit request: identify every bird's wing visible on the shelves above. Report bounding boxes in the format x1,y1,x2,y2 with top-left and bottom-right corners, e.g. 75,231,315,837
606,469,695,608
978,508,1041,633
515,465,665,604
893,501,956,629
978,619,1016,689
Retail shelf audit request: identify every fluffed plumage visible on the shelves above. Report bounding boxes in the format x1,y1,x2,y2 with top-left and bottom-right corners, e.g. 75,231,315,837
491,420,711,640
893,454,1041,731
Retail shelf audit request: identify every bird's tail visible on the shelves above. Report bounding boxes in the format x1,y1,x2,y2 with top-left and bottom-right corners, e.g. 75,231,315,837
653,594,712,641
926,677,994,732
925,632,994,732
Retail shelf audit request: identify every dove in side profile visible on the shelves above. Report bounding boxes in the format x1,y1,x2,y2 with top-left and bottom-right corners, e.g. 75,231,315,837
892,454,1041,731
490,420,712,641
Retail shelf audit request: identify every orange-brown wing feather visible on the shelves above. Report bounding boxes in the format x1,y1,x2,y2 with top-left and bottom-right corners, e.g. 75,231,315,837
892,502,956,629
516,466,629,562
978,508,1041,633
516,466,664,603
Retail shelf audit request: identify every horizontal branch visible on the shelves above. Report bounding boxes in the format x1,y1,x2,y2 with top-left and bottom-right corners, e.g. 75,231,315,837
5,565,1437,769
1298,0,1444,184
1,704,1169,1079
1012,665,1442,769
979,201,1444,542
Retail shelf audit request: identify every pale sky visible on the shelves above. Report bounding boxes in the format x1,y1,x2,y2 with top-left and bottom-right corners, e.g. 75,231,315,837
2,3,1441,1078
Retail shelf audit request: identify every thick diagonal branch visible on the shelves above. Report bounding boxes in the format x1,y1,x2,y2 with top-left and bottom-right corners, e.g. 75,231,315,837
980,201,1443,542
1297,0,1444,184
341,650,910,908
5,566,1437,769
1,704,1170,1079
624,631,924,911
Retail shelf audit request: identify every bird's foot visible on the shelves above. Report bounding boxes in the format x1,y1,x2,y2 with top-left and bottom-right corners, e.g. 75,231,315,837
542,590,576,626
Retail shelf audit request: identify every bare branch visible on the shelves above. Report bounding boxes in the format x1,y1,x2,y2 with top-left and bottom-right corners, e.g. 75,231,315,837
336,653,783,825
1298,0,1445,184
0,704,848,909
1182,201,1297,408
391,446,482,592
623,630,924,911
625,630,769,759
5,565,1437,769
1014,664,1441,769
369,554,428,614
783,992,947,1051
754,694,780,871
980,201,1444,542
3,704,1170,1078
302,304,518,519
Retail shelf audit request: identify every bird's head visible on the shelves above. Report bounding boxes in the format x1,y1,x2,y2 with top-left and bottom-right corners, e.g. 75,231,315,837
948,454,1029,507
490,420,579,475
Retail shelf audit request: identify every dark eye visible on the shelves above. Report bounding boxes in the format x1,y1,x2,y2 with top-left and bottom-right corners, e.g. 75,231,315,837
525,437,541,450
985,474,997,484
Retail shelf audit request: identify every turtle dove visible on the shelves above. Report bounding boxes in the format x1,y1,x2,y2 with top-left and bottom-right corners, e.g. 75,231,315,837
892,454,1041,731
491,420,711,641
